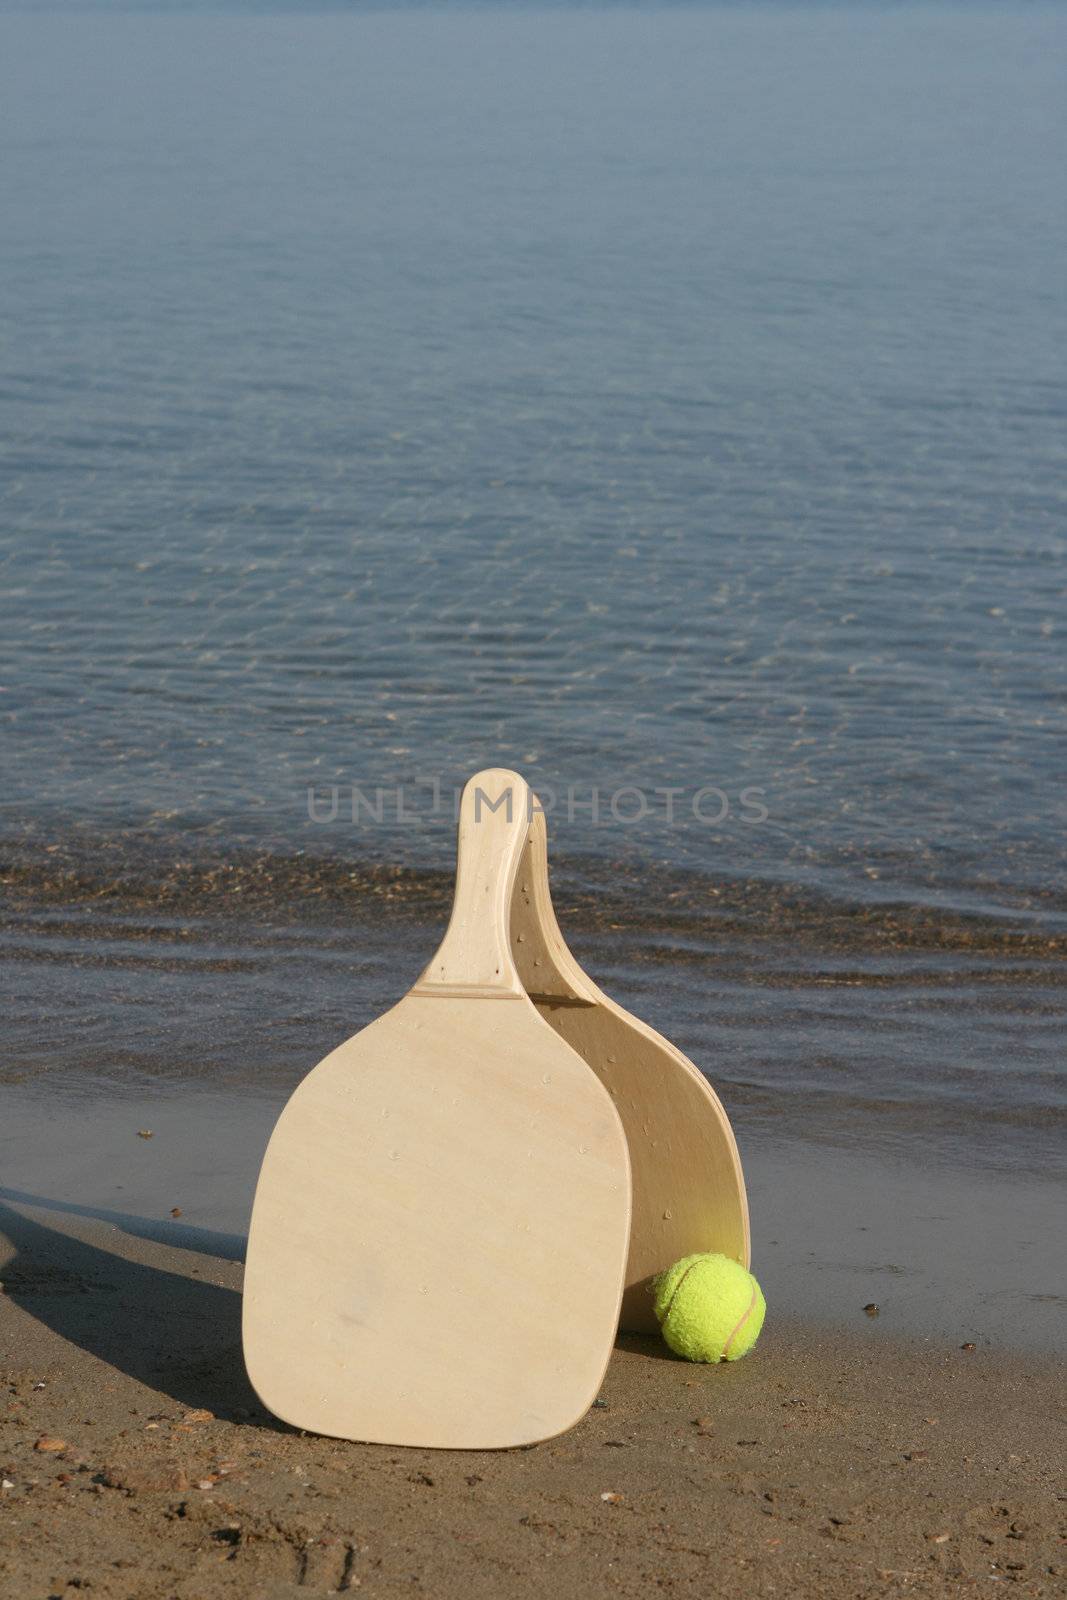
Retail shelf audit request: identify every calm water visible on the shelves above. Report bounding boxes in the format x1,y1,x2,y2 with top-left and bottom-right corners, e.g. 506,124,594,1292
1,7,1065,1186
3,5,1065,909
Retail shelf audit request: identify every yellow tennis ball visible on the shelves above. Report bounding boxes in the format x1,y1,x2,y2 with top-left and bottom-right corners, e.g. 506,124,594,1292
652,1253,766,1362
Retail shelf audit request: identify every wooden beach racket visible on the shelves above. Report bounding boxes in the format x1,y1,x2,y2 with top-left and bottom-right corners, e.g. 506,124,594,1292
243,769,631,1450
510,806,750,1335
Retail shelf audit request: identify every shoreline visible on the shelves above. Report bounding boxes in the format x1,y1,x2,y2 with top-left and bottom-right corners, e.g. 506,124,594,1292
4,883,1065,1174
1,1206,1062,1599
2,1089,1063,1358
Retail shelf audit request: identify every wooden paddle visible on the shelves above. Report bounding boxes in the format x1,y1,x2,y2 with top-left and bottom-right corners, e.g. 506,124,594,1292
510,805,749,1335
243,769,631,1449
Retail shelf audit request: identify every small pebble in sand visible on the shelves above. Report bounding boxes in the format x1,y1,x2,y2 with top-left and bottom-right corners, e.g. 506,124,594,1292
34,1437,67,1452
137,1130,153,1139
863,1303,879,1317
182,1408,214,1424
32,1382,45,1390
169,1207,182,1218
960,1342,976,1351
600,1491,623,1504
1,1480,14,1489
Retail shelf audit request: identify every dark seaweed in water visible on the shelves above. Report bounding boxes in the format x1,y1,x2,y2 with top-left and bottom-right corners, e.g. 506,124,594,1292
2,828,1066,961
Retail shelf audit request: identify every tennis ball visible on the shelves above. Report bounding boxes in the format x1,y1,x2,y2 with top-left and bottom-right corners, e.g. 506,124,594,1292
652,1253,766,1362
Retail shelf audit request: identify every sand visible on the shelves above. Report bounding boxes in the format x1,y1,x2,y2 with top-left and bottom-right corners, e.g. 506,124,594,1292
1,1202,1062,1599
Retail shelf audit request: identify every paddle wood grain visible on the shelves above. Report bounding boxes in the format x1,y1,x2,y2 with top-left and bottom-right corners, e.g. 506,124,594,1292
243,770,631,1449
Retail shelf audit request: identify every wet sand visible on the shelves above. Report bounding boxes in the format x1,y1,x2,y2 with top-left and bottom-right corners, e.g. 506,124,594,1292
1,1201,1063,1600
2,1088,1063,1353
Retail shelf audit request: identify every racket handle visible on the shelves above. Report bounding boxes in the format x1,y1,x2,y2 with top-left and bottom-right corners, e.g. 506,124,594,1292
510,806,594,1004
414,768,530,997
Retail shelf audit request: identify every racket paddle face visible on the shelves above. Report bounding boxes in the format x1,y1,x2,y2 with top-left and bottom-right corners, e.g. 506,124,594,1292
511,809,749,1335
243,771,631,1449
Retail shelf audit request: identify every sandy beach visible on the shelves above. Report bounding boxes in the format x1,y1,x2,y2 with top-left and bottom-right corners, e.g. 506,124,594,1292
1,1200,1063,1599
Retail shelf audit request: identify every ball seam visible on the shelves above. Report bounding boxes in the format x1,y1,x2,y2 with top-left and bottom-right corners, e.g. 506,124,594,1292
722,1281,759,1359
660,1258,703,1325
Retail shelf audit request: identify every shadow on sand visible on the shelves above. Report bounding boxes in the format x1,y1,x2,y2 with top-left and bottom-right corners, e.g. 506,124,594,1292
0,1188,674,1424
0,1193,279,1426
